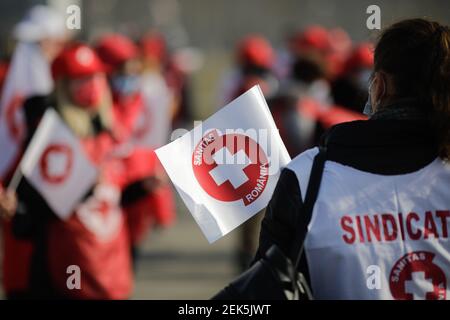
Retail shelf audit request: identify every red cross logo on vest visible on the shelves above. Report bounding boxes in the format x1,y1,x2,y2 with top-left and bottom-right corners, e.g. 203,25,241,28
192,130,269,206
390,251,447,300
39,144,74,184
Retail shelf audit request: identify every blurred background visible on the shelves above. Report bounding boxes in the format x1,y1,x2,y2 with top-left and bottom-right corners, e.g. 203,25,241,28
1,0,449,119
0,0,449,300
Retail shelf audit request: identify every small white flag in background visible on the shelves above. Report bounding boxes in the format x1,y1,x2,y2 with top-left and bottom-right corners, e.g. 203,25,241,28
156,86,291,243
0,5,66,181
132,73,172,149
19,109,98,220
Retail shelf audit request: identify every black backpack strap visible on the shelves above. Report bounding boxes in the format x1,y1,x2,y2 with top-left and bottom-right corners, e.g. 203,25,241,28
291,146,327,269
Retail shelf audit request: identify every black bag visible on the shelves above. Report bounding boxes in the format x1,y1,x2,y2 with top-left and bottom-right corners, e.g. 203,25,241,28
212,147,327,300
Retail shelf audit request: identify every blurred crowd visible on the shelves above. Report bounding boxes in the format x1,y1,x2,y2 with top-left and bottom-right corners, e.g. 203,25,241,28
221,27,371,270
0,5,183,299
0,4,374,299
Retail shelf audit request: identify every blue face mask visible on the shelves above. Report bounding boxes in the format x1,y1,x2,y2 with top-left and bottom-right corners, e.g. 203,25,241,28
356,69,372,91
111,75,140,96
363,79,375,117
363,92,373,117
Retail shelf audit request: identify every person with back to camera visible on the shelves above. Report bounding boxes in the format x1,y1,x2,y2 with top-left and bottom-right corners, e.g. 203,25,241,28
252,19,450,299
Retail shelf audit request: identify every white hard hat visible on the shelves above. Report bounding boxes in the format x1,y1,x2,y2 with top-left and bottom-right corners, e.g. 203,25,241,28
13,5,66,42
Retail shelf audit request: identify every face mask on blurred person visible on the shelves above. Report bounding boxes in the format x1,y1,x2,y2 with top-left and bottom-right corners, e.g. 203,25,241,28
111,75,141,96
363,94,373,117
70,75,106,109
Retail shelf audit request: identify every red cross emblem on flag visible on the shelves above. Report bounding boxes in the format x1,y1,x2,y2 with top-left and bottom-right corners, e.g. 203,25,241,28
192,130,269,206
39,143,74,184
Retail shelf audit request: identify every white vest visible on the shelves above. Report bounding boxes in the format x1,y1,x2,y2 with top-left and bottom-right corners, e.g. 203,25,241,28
287,147,450,300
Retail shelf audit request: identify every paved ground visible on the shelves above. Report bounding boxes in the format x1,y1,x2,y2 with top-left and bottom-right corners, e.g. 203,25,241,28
131,196,241,300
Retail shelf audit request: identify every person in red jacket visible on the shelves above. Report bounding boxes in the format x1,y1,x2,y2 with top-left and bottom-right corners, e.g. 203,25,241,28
95,34,143,142
4,43,134,299
0,5,67,298
96,34,176,269
217,35,280,271
269,27,366,159
0,57,34,299
331,43,375,113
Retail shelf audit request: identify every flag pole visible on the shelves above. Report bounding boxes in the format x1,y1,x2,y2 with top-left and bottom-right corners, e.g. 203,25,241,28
7,165,23,192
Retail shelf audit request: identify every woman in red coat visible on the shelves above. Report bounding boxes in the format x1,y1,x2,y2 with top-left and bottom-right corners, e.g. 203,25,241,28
3,43,134,299
96,34,176,269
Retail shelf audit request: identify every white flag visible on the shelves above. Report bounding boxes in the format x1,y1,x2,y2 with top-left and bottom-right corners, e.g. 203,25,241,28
0,42,55,180
156,86,291,243
19,109,98,220
0,5,65,181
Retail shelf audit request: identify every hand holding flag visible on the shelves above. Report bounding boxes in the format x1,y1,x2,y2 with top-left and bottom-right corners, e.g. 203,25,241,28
156,86,291,243
15,109,98,220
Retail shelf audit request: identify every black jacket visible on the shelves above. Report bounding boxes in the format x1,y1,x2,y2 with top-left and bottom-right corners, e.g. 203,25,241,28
252,118,439,283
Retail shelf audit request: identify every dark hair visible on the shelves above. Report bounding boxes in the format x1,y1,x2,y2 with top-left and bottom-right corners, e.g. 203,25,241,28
292,53,327,83
374,19,450,160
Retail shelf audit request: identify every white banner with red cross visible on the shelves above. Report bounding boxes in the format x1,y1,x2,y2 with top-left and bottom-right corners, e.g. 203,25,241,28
131,73,172,149
156,86,291,243
0,42,55,181
19,108,98,220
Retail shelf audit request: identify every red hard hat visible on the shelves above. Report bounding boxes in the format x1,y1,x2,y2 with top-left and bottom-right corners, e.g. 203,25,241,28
294,26,330,54
328,28,352,55
345,43,374,72
96,33,138,72
237,35,275,69
52,43,105,79
140,32,166,62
